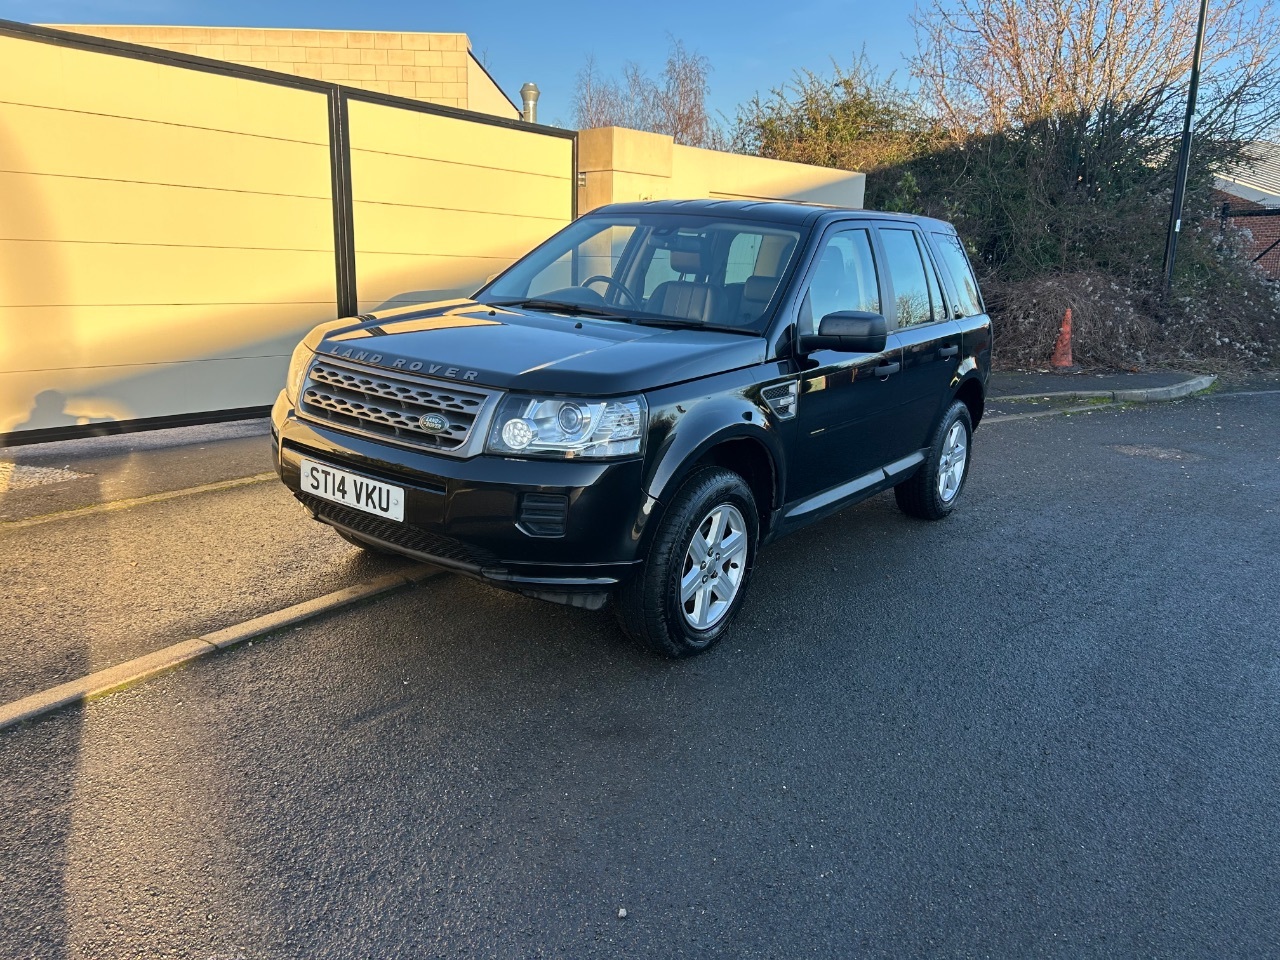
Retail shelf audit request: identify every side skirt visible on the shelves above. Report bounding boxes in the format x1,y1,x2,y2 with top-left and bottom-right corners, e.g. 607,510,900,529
769,449,926,539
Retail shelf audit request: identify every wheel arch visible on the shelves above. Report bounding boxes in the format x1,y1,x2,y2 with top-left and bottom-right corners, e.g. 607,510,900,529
953,375,985,428
689,435,779,537
646,422,784,540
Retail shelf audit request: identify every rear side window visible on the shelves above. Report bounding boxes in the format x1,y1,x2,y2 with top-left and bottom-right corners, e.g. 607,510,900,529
879,228,946,327
931,232,984,317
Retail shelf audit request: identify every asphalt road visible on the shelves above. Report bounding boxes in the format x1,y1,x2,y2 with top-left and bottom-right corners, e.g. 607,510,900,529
2,393,1278,959
0,477,413,703
0,420,274,523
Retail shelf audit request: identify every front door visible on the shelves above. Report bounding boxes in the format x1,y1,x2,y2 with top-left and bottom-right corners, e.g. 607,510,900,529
787,225,902,502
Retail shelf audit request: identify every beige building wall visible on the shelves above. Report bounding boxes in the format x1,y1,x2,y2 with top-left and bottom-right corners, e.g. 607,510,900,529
43,25,520,118
578,126,865,212
0,31,336,435
348,100,574,312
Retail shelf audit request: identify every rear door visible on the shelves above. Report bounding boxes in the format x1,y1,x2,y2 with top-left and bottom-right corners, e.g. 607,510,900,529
875,225,963,466
786,223,903,502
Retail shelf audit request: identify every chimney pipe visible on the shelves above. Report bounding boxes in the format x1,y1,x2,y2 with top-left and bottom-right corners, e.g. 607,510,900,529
519,82,540,123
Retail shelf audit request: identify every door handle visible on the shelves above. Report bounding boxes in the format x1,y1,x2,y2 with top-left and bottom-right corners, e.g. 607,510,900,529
938,345,959,358
875,361,900,377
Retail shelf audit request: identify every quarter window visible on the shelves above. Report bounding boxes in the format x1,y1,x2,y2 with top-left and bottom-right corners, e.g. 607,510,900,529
932,232,985,317
880,228,946,327
802,228,880,334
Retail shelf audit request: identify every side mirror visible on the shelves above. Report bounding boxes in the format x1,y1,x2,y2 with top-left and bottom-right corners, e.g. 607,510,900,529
798,311,887,354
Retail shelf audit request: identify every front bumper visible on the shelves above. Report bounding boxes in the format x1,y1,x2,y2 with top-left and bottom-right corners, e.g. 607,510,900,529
271,393,653,607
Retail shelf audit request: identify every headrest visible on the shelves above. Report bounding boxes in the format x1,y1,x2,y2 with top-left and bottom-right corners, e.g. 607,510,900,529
815,247,846,287
670,247,703,275
742,275,780,303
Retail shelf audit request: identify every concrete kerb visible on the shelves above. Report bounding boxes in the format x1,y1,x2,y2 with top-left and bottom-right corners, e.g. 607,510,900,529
996,374,1217,405
0,566,443,732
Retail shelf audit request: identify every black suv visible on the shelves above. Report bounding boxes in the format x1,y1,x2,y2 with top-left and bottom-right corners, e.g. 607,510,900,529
272,200,991,656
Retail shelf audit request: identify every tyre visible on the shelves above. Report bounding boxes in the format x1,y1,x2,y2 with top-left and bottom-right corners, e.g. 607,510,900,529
616,467,759,658
894,400,973,521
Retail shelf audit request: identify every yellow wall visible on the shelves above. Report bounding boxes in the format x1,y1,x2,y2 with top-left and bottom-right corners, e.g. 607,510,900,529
578,127,865,212
0,26,573,438
348,99,574,312
0,32,336,434
0,29,872,441
44,25,519,118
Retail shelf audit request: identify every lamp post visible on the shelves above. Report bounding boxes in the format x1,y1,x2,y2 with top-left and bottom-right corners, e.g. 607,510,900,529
1162,0,1211,294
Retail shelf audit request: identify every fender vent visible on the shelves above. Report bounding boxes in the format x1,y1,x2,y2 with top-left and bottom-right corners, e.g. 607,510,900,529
518,493,569,537
761,381,799,420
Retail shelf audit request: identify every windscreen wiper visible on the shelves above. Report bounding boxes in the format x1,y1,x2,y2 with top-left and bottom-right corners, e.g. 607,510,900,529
489,298,630,319
628,316,759,336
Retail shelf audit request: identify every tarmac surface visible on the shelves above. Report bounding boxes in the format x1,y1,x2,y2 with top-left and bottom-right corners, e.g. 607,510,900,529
2,390,1278,958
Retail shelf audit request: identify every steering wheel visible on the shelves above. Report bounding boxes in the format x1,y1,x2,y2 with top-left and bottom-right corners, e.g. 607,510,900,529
582,275,640,307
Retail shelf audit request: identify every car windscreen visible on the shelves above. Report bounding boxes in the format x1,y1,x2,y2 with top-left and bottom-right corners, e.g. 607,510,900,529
476,213,804,335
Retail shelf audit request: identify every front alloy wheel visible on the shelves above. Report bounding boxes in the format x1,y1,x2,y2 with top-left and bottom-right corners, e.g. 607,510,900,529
680,503,749,630
616,467,759,658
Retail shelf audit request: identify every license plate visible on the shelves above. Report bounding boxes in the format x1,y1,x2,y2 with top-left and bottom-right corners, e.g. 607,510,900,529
300,458,405,521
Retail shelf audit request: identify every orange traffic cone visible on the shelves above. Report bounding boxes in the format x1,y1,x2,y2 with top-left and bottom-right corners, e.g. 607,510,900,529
1050,307,1074,369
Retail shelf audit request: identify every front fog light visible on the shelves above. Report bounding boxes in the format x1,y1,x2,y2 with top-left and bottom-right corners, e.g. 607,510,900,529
501,417,536,450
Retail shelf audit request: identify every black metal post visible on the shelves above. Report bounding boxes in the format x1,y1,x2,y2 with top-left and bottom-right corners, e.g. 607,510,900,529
1162,0,1211,294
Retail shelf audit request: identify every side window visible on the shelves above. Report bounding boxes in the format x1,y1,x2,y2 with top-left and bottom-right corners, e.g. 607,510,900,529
724,232,764,285
931,232,985,317
802,228,880,334
879,228,946,327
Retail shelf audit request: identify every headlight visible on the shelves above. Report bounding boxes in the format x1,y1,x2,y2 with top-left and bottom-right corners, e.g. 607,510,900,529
285,341,313,402
486,395,647,459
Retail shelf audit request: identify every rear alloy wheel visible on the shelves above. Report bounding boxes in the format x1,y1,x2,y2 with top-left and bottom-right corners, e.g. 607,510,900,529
895,400,974,521
616,468,758,658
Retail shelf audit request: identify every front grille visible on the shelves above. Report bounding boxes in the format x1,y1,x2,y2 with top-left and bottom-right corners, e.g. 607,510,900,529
299,357,498,455
299,493,495,567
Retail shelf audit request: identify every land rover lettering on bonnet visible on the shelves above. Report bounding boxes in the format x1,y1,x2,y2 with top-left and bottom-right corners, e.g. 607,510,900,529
273,199,991,657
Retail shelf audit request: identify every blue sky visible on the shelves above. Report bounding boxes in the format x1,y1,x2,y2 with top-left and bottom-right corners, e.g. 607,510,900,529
0,0,918,126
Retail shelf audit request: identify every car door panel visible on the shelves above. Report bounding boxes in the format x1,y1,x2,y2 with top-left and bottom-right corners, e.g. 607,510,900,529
891,319,964,450
786,343,904,502
875,225,964,454
784,223,905,503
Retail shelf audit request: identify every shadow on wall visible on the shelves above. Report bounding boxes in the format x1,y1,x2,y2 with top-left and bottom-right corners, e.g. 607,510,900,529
10,390,117,433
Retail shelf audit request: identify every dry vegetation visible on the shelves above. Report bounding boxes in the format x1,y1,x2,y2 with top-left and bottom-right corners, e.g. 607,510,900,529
731,0,1280,370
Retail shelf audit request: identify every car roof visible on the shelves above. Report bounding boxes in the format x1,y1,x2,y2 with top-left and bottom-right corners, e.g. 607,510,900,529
587,198,956,233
